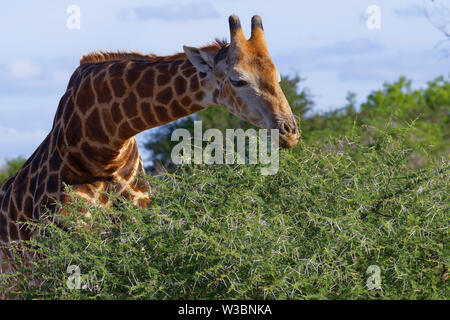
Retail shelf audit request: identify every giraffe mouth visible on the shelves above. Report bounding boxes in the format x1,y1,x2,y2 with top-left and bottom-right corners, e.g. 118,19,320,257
279,133,300,148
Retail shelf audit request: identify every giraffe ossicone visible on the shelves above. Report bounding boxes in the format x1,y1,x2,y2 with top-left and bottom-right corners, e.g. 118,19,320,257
0,14,299,274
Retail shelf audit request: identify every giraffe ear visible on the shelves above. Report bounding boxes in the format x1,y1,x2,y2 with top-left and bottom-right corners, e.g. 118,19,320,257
183,46,214,73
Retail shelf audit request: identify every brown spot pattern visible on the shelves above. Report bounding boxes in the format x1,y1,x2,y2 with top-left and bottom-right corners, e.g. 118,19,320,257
174,75,187,95
140,102,158,127
170,100,188,118
93,72,112,104
108,61,126,78
190,104,203,112
65,112,83,146
130,117,148,131
195,91,205,101
85,109,109,144
75,77,95,113
190,75,200,92
182,67,196,78
111,102,123,124
101,109,117,135
123,92,138,118
126,64,140,86
110,78,126,98
157,73,170,86
155,106,171,123
181,96,192,107
169,60,183,76
118,122,136,140
136,68,155,98
156,87,173,104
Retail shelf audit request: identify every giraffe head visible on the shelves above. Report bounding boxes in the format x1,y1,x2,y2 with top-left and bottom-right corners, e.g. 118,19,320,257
183,14,299,148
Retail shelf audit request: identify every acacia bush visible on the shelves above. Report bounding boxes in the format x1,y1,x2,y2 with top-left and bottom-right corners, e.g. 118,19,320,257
2,125,448,299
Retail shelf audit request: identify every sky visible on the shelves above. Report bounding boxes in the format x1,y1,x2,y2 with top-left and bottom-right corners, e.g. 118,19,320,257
0,0,449,164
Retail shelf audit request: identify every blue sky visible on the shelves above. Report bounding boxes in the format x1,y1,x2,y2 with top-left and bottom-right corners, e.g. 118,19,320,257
0,0,449,164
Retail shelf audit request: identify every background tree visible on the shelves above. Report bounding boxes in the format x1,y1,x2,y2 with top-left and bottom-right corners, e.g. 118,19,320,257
0,156,26,185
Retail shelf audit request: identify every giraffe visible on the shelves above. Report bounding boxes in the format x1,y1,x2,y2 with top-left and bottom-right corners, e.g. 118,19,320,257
0,15,299,274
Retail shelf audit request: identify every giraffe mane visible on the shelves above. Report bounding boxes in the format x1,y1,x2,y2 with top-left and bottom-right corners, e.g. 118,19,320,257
80,39,228,65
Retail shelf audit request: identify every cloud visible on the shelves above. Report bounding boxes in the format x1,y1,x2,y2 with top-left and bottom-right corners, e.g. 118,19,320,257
0,58,75,96
323,38,383,56
394,5,426,18
320,50,449,83
278,38,384,67
274,38,449,112
9,59,40,79
0,126,47,160
119,2,220,22
337,65,401,82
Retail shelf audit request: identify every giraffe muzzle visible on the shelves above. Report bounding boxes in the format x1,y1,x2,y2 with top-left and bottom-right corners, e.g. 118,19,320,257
278,117,299,148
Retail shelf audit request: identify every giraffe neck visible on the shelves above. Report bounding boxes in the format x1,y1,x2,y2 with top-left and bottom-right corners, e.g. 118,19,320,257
54,57,217,179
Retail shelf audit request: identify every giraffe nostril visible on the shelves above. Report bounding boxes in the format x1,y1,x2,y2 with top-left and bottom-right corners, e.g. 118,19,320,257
281,121,292,135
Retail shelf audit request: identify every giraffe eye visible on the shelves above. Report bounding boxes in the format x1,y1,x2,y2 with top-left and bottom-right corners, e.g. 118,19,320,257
230,79,247,87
